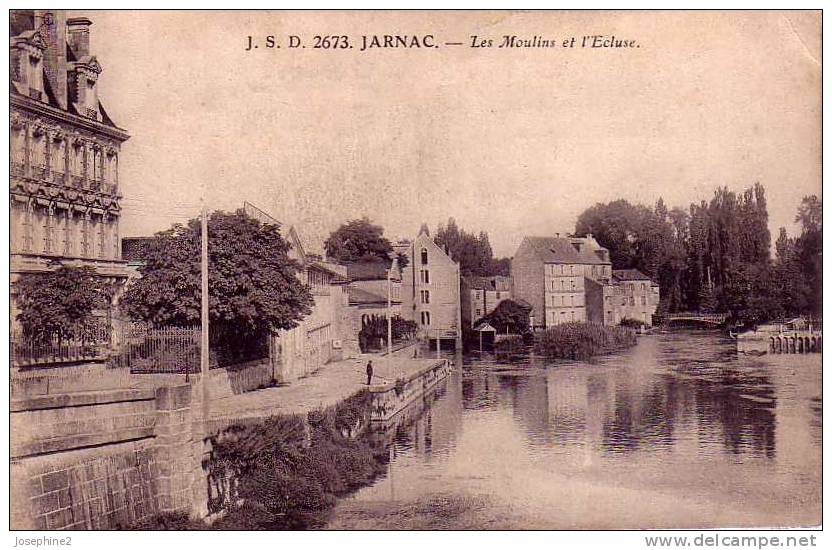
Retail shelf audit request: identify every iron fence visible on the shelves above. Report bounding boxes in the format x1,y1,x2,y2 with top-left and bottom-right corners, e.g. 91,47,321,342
11,324,110,367
109,324,201,374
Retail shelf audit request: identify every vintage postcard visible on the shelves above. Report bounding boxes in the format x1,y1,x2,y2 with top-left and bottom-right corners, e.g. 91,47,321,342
7,8,822,541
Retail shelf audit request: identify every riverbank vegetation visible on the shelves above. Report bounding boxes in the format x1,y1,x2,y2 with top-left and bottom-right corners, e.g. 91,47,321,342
576,186,822,325
534,323,636,360
129,390,387,530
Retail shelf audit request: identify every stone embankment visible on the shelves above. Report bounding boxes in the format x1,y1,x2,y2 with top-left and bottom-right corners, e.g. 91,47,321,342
10,345,451,530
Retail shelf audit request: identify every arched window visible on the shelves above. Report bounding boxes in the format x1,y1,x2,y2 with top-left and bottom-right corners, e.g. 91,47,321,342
421,248,428,265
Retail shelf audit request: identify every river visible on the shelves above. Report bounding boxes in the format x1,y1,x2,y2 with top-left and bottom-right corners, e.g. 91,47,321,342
327,330,821,529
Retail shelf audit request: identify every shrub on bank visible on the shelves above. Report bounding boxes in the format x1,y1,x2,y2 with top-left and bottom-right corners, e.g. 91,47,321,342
493,335,526,352
534,323,636,360
128,390,387,530
124,511,205,530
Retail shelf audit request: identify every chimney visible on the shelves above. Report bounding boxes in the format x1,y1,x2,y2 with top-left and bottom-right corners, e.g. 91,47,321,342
35,10,67,109
67,16,92,58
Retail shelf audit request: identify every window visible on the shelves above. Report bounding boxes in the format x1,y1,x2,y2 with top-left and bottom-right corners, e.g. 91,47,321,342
641,296,647,305
420,270,430,284
475,291,481,299
421,290,430,304
642,283,647,291
97,218,106,258
421,248,428,265
28,55,44,98
496,291,501,300
475,309,481,317
80,216,90,257
630,297,635,306
62,212,71,255
421,311,431,326
43,210,54,253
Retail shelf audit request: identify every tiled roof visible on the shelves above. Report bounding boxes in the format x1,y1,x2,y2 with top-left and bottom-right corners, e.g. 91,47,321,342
344,260,395,281
613,269,652,281
522,236,610,265
346,286,387,305
464,275,512,291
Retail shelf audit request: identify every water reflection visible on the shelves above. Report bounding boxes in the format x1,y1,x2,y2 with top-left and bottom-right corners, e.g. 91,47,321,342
330,331,821,529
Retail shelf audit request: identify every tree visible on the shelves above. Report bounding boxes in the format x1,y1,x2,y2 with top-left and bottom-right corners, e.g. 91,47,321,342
16,266,109,342
575,199,643,269
777,195,823,318
121,210,314,352
796,195,822,233
324,217,393,263
474,299,531,335
489,257,512,277
576,198,686,312
575,184,774,317
434,218,499,277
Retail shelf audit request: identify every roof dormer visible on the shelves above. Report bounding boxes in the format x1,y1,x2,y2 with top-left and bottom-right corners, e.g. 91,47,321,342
10,30,48,103
69,55,102,121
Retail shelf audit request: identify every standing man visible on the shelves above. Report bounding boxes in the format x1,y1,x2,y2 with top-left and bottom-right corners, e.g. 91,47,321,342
366,360,374,386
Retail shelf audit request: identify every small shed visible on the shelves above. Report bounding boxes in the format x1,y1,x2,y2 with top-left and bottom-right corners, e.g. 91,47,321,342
473,321,497,351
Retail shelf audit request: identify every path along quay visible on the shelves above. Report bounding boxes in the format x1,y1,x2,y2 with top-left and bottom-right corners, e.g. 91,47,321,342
205,349,453,431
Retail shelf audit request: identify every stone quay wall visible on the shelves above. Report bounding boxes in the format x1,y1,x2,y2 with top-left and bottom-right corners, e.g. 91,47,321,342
10,385,205,530
368,359,452,422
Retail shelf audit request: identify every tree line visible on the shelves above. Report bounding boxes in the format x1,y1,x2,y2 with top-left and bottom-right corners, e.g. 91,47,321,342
575,184,821,325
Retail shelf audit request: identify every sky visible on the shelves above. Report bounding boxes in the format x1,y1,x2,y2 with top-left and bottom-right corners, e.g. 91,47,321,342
80,10,820,257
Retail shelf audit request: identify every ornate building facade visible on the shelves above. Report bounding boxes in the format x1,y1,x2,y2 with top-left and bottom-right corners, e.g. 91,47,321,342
10,10,130,315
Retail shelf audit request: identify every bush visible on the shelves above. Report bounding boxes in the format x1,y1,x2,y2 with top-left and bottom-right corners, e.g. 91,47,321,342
124,511,205,530
15,266,109,342
197,390,382,530
619,317,646,329
534,323,637,360
493,335,526,352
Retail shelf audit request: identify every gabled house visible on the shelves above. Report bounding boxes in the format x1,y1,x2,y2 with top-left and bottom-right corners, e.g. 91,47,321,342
400,225,461,350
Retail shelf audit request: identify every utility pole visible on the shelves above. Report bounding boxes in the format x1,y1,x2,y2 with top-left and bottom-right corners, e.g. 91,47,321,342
200,201,209,434
387,258,398,356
